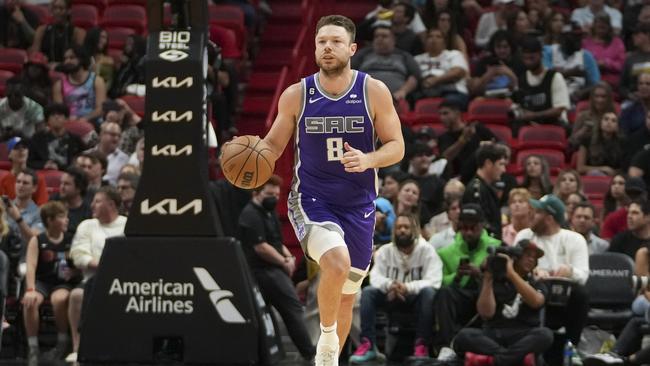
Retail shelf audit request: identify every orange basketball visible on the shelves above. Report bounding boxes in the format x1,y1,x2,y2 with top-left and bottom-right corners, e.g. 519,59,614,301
220,135,277,189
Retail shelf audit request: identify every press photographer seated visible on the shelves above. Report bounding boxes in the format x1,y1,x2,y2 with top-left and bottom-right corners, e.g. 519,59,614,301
453,239,554,366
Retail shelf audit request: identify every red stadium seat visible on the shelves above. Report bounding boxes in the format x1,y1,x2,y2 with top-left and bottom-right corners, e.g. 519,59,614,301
64,120,95,141
38,169,64,195
105,27,135,51
414,97,444,124
211,19,247,57
412,123,446,138
100,5,147,34
582,175,612,201
120,95,145,117
486,124,515,149
108,0,146,6
0,48,27,74
0,70,15,98
517,125,567,151
209,25,241,59
467,98,512,125
23,4,51,24
575,100,621,115
515,149,566,175
71,4,99,30
72,0,107,15
208,4,245,25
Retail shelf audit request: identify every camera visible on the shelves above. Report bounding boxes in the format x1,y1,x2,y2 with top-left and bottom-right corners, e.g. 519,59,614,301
486,246,522,280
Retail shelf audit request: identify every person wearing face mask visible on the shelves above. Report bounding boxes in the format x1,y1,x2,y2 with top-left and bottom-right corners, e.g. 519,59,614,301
237,175,316,363
349,213,442,363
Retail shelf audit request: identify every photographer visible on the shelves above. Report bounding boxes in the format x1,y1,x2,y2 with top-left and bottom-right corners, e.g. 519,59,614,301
454,239,553,366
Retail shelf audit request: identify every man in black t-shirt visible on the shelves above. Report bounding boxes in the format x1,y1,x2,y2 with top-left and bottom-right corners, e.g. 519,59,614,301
630,148,650,189
238,175,315,362
453,239,554,365
609,200,650,259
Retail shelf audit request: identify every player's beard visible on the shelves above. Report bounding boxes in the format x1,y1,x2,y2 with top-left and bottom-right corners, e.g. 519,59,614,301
317,55,349,77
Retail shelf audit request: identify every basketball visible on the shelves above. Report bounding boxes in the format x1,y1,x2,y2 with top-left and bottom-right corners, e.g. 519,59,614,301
220,135,277,189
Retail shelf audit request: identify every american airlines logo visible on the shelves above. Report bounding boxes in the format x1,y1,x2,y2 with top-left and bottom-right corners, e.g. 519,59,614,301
151,111,192,122
151,145,192,157
193,267,246,324
140,199,202,215
152,76,193,88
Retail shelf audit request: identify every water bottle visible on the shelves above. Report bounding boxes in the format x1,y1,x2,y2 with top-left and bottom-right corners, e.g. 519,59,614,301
57,252,68,280
563,341,574,366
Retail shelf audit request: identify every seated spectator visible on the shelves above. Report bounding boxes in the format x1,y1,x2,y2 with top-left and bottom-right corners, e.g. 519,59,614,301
52,46,106,123
380,170,409,205
582,12,626,88
127,136,144,171
601,177,647,240
507,9,538,45
361,0,427,40
438,99,497,182
621,74,650,136
68,186,126,362
569,82,617,152
30,0,85,65
609,200,650,259
463,144,509,240
414,28,469,109
502,188,533,246
624,109,650,171
630,148,650,189
470,30,524,98
116,172,138,216
543,10,569,46
571,202,609,254
576,111,625,176
511,36,571,132
543,24,600,102
633,244,650,317
620,23,650,101
571,0,622,35
352,24,420,101
76,151,108,199
102,99,142,155
426,178,465,236
411,125,447,176
453,239,553,365
28,103,85,170
584,315,650,365
408,142,445,232
603,174,628,219
108,34,146,99
474,0,519,49
553,169,584,204
389,2,423,55
86,122,129,186
6,169,44,243
394,179,421,217
0,77,44,140
519,154,553,200
20,53,53,108
0,137,49,206
83,27,114,91
526,0,553,33
433,10,468,61
23,201,80,363
435,204,501,358
374,196,396,246
515,194,589,362
51,167,91,235
429,195,461,249
349,213,441,363
565,192,588,221
0,0,39,49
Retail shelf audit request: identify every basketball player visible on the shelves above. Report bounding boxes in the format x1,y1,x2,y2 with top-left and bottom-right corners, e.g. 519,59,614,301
262,15,404,366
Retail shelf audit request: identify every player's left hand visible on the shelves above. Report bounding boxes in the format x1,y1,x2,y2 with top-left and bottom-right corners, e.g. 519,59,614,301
341,142,371,173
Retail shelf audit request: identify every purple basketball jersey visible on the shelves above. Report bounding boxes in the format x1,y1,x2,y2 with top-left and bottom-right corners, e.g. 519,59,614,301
292,70,377,206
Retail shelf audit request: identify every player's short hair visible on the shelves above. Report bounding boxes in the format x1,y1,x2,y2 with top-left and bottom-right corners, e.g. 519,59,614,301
253,174,283,193
316,15,356,43
40,201,68,228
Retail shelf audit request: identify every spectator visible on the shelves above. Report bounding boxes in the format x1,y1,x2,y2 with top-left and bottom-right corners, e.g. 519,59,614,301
576,111,625,176
571,0,622,34
435,204,501,356
603,174,628,219
620,23,650,101
0,137,48,206
622,73,650,137
68,186,126,362
511,36,571,132
463,143,509,240
633,244,650,317
474,0,520,49
395,179,420,217
565,192,588,221
87,122,129,186
52,167,90,235
0,0,39,49
433,9,468,60
380,170,408,205
20,53,53,108
6,169,44,243
429,195,461,249
28,103,85,170
624,110,650,172
453,239,554,366
238,175,315,362
608,200,650,259
362,0,427,39
22,201,79,363
0,77,44,140
116,172,138,217
414,28,469,108
108,34,146,99
82,27,114,91
507,9,536,45
526,0,554,32
583,315,650,365
571,202,609,254
543,24,600,101
544,10,569,45
514,194,589,356
553,169,584,204
470,30,524,98
569,82,617,151
352,24,420,101
601,176,647,240
389,2,423,55
411,125,446,176
77,151,108,199
408,143,445,232
52,45,106,122
374,196,396,246
349,213,441,363
502,188,534,246
582,12,626,88
426,178,465,236
519,154,553,200
437,99,497,182
630,148,650,188
30,0,85,65
127,136,144,171
102,100,142,155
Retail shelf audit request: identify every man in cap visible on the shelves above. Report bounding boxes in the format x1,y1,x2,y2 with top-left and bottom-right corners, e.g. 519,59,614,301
601,177,648,239
514,194,589,363
434,203,501,360
0,136,49,205
453,239,554,366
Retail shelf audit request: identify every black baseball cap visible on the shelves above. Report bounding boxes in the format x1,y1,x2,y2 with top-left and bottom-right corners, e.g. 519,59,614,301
459,203,484,223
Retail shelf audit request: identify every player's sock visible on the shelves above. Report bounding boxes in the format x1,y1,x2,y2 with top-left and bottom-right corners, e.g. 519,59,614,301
318,322,338,347
28,336,38,349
